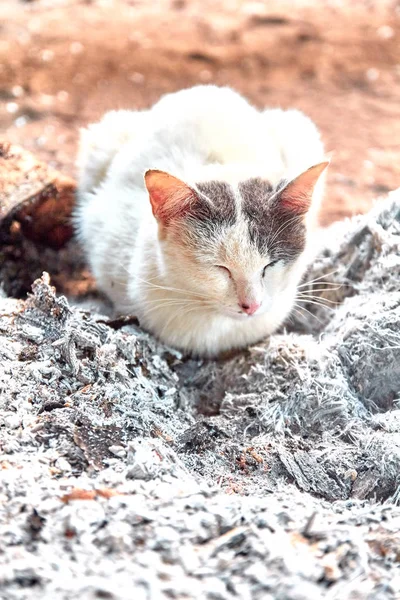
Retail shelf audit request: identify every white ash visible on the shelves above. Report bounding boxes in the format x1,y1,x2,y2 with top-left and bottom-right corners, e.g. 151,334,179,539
1,192,400,599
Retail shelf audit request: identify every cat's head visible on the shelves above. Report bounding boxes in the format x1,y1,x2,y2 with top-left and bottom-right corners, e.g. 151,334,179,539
144,163,328,320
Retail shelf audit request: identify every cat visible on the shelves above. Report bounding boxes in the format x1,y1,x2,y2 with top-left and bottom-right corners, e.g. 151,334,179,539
75,85,327,357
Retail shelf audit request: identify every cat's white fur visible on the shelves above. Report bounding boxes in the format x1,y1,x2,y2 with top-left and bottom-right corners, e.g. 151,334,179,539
75,85,326,356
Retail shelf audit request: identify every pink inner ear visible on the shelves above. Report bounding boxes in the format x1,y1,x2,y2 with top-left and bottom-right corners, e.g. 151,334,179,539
279,161,329,215
144,170,196,224
279,188,311,215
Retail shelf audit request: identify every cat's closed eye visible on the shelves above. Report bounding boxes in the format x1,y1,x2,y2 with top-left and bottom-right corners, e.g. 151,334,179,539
215,265,232,278
262,261,278,277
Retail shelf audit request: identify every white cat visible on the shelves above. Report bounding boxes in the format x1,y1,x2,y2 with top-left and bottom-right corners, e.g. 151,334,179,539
75,85,327,356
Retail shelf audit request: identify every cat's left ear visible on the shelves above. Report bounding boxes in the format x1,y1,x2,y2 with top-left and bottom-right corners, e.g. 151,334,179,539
277,161,329,215
144,169,197,225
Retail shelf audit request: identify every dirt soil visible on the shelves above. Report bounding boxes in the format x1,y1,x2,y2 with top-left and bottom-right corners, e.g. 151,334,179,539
1,0,400,226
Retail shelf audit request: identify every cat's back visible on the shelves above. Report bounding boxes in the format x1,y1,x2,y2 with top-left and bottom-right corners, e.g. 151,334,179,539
76,85,289,203
77,85,322,198
149,85,272,168
152,85,256,138
75,86,251,199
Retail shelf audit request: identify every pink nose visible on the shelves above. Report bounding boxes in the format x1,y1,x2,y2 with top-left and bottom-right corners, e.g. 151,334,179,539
240,301,261,316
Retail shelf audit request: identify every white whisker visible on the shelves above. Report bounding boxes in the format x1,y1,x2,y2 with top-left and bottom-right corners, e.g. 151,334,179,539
160,303,209,338
297,269,342,288
292,303,324,324
131,274,212,299
296,298,336,312
297,286,342,293
297,294,339,306
142,301,194,318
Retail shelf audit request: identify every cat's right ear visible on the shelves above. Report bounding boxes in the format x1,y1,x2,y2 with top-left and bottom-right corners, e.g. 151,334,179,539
144,170,197,226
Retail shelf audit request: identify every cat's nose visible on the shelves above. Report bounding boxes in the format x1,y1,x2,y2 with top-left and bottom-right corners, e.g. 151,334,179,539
240,301,261,316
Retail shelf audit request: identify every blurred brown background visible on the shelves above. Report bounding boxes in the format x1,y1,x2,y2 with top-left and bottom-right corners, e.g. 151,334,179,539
1,0,399,225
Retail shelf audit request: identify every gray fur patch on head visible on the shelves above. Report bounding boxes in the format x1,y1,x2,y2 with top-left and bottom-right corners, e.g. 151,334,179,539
171,180,238,255
176,180,237,245
239,178,307,262
194,181,237,229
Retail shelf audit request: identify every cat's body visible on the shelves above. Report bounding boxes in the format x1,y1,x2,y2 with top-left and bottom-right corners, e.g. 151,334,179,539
75,85,327,356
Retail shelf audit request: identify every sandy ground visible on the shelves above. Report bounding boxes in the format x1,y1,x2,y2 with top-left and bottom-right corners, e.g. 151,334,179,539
0,0,399,225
